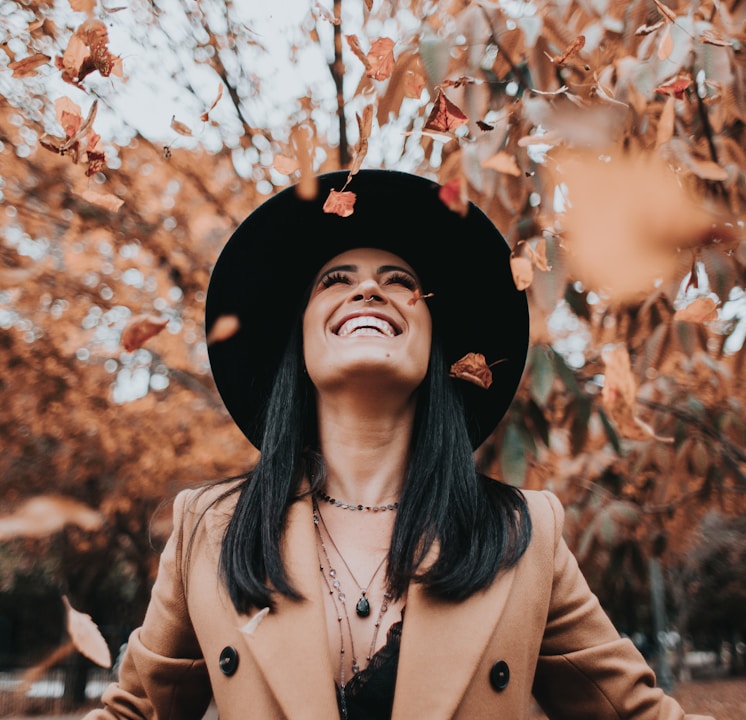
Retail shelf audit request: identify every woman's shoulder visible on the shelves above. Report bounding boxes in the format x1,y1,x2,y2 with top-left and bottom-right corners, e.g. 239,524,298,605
519,487,565,547
171,476,246,536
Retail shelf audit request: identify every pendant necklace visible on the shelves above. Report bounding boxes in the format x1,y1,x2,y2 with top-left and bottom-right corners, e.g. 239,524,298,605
314,500,387,618
313,500,392,719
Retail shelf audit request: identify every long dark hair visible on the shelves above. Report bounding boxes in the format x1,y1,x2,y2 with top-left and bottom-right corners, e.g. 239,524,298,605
217,306,532,614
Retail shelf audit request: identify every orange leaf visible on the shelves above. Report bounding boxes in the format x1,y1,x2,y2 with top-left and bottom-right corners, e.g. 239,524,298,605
62,596,111,668
424,90,468,134
345,34,370,70
655,76,691,99
654,0,677,22
510,255,534,290
482,151,521,177
323,189,356,218
170,115,193,136
407,289,435,306
8,53,50,77
449,352,495,389
200,82,224,122
438,176,468,217
366,37,395,80
350,104,374,175
206,314,241,345
674,296,718,323
121,315,169,352
68,0,97,12
551,35,585,65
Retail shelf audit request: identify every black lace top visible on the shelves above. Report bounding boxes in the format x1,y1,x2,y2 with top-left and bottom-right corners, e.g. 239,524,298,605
335,618,403,720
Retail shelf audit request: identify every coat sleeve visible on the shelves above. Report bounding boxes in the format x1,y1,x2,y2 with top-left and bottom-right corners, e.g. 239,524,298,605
82,489,213,720
532,491,714,720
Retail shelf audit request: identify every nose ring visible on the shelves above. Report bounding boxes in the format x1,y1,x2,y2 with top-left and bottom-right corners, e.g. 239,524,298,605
364,297,374,303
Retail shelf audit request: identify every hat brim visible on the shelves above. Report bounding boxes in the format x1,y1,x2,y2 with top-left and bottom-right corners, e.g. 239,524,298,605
206,170,529,450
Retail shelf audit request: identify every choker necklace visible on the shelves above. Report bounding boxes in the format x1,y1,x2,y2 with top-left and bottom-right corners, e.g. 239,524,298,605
313,499,392,719
315,501,387,618
315,489,399,512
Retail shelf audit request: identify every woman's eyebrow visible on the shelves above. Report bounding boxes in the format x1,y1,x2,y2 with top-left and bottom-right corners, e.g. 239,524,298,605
316,264,356,281
377,264,416,277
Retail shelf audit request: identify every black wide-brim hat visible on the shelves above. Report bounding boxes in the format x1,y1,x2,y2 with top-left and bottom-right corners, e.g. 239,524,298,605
206,169,529,450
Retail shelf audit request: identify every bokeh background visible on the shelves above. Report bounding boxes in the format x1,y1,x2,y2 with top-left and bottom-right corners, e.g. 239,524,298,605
1,0,745,716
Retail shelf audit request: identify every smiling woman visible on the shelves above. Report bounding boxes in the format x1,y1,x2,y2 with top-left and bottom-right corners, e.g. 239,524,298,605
84,170,714,720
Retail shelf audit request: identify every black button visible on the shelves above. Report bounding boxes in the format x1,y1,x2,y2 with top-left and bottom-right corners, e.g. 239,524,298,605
489,660,510,691
219,646,239,676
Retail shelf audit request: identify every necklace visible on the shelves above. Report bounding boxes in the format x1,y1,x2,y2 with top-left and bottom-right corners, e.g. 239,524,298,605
313,499,392,719
315,501,388,618
315,489,399,512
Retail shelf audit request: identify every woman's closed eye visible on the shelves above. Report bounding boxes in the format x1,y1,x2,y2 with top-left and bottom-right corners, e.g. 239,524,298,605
319,270,352,288
382,271,417,291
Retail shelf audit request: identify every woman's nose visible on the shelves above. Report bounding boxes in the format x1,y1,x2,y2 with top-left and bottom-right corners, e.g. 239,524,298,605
353,278,385,304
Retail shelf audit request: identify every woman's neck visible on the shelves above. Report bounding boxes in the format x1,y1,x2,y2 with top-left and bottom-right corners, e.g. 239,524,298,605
314,392,414,507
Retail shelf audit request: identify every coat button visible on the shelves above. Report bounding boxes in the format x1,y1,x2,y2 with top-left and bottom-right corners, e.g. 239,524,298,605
219,646,239,676
489,660,510,691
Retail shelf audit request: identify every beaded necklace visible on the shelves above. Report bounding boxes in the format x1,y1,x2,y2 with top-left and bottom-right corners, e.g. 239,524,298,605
312,499,393,719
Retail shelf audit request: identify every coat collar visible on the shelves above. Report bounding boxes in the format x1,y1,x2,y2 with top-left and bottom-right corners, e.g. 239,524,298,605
206,488,516,719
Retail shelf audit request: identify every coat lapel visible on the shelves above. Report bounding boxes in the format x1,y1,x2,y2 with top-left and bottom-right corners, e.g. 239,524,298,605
392,559,518,720
236,493,339,720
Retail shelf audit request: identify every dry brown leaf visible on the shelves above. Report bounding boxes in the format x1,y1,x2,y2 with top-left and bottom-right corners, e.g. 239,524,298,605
674,296,719,322
323,189,356,218
656,95,676,146
55,19,122,86
206,314,240,345
438,175,468,216
657,24,674,61
551,35,585,65
121,315,169,352
407,289,435,305
481,151,521,177
699,29,731,47
655,76,691,98
366,37,395,81
273,154,299,175
79,189,124,212
449,352,496,389
424,90,468,134
170,115,193,136
9,53,50,77
345,34,370,70
350,104,374,175
510,255,534,290
62,596,112,668
200,82,224,123
403,69,425,99
654,0,677,22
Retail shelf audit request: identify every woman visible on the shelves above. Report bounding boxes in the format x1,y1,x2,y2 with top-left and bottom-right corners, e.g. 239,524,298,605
86,170,712,719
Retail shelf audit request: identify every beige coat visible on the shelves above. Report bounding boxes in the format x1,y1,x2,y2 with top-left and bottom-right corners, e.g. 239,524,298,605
84,483,713,720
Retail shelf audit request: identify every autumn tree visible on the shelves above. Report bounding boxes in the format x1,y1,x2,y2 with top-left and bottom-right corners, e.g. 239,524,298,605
1,0,745,708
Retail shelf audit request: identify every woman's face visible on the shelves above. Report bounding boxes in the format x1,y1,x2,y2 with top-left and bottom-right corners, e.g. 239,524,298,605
302,247,432,396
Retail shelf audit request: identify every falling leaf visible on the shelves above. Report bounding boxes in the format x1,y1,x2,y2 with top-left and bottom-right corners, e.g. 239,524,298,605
206,314,240,345
657,24,674,61
323,189,356,218
510,255,534,290
635,20,665,36
8,53,50,77
407,289,435,305
424,90,468,134
699,29,731,47
366,37,395,81
449,352,500,389
655,76,691,99
0,495,103,540
438,175,468,216
55,19,122,87
345,34,370,70
62,596,112,668
273,154,299,175
170,115,193,136
601,345,671,442
79,189,124,212
550,35,585,65
653,0,677,23
482,151,521,177
350,104,374,175
403,70,425,98
121,315,169,352
674,296,719,322
200,83,224,123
